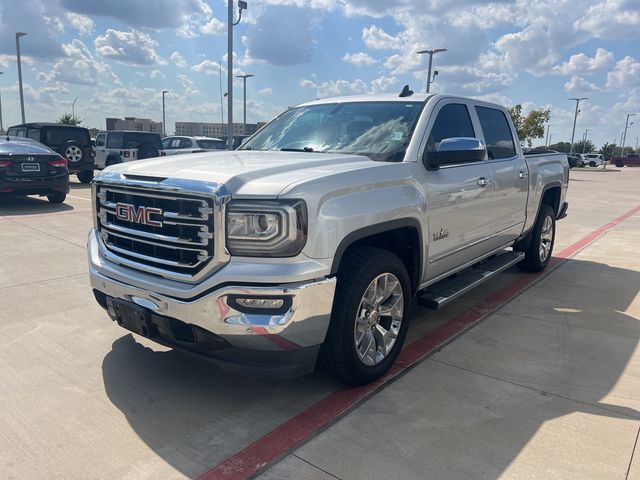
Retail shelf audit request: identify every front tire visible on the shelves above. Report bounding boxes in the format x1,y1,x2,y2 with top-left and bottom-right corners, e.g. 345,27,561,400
77,170,94,184
589,161,596,167
517,204,556,272
47,192,66,204
319,247,411,385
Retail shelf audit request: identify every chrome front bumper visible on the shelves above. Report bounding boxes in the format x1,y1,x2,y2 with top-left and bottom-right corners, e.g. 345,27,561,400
88,229,336,357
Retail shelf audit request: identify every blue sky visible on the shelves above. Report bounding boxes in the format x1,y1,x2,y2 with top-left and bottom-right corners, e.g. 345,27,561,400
0,0,639,149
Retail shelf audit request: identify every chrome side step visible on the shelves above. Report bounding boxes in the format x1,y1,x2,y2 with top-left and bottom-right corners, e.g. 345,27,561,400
417,251,525,310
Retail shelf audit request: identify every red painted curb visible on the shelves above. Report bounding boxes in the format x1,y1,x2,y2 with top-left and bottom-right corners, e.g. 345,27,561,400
200,205,640,480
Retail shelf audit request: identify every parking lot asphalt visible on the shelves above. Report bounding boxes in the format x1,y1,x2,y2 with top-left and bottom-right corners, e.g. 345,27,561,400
1,168,639,480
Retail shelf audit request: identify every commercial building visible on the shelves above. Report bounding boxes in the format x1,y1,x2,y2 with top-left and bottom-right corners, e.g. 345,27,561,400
174,122,267,137
106,117,163,133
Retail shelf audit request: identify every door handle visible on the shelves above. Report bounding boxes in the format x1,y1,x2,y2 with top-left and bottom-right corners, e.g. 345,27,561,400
518,171,529,179
477,177,491,187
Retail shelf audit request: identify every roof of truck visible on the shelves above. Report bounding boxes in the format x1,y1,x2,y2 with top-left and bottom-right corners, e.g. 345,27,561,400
299,93,433,107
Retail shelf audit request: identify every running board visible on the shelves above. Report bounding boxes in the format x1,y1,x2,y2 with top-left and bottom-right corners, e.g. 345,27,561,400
417,251,525,310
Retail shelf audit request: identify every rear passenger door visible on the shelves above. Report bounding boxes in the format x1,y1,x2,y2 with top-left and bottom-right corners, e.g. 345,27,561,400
421,101,495,281
475,105,528,247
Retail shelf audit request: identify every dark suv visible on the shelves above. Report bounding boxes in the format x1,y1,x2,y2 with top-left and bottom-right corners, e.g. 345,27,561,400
6,123,95,183
0,136,69,203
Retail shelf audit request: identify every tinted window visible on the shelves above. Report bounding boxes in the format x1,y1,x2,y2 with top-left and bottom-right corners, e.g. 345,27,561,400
178,138,193,149
123,132,162,149
161,137,172,149
426,103,475,152
197,139,226,149
95,133,106,147
8,127,26,137
45,127,91,146
27,128,40,141
107,132,123,148
475,106,516,160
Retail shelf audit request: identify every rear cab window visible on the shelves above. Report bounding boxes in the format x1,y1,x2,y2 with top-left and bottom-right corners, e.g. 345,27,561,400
123,132,162,150
475,106,516,160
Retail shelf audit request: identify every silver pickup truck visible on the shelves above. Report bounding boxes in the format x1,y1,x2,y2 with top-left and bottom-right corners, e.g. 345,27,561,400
88,91,568,384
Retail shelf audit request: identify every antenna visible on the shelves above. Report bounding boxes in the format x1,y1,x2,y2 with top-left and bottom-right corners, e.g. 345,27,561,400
399,85,414,98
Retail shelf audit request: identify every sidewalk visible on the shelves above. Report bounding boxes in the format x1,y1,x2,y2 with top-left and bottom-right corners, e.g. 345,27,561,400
260,215,640,479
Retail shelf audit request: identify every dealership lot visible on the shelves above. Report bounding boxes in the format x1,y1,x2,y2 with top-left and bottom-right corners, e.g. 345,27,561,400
1,169,639,479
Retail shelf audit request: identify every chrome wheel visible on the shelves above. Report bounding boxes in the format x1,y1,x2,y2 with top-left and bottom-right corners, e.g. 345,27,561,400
354,273,404,366
65,145,82,162
539,215,554,262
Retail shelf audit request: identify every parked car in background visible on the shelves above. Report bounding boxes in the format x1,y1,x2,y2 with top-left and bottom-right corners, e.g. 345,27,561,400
566,154,580,168
6,123,95,183
0,136,69,203
612,153,640,167
94,131,163,169
582,153,604,167
161,136,227,155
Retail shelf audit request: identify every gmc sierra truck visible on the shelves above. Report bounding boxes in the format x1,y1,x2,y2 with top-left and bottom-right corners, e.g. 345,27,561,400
88,91,569,385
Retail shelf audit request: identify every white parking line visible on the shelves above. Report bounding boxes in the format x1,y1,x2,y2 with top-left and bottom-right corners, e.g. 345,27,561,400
67,194,92,201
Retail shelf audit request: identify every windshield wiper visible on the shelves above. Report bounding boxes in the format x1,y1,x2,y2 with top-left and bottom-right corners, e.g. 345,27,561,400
280,147,315,152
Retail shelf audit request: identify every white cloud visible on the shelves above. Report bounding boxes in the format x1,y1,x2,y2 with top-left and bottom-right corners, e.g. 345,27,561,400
362,25,403,50
564,75,601,93
170,52,187,68
342,52,377,66
37,39,120,86
300,75,398,97
200,17,225,35
191,59,222,75
258,87,273,95
576,0,640,40
607,56,640,89
553,49,615,76
177,74,200,95
150,69,165,79
65,12,94,35
95,29,165,65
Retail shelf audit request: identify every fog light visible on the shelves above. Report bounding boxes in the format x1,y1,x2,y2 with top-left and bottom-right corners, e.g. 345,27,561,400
227,295,292,314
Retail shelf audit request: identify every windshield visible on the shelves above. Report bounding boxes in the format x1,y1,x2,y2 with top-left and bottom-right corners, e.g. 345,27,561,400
197,139,226,149
239,101,424,162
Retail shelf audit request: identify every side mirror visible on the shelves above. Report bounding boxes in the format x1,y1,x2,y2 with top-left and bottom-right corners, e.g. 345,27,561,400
423,137,487,170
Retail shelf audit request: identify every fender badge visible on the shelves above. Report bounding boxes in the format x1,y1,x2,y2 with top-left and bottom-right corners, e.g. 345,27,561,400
433,228,449,241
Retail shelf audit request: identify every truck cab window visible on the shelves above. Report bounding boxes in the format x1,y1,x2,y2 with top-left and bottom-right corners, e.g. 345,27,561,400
475,106,516,160
426,103,475,152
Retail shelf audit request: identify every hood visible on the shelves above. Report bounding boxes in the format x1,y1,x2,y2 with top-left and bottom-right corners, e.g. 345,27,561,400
99,150,377,197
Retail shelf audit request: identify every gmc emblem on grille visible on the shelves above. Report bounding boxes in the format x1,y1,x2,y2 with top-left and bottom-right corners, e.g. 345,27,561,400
115,203,163,227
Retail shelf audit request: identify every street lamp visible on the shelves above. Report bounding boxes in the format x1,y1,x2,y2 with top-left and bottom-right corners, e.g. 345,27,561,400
236,74,254,135
72,96,78,118
545,124,553,148
417,48,447,93
162,90,168,137
568,97,588,155
582,128,590,154
621,113,636,155
548,133,554,146
227,0,248,150
16,32,27,123
0,71,4,134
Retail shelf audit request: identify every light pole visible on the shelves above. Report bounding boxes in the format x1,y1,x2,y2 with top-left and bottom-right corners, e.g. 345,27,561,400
545,124,553,148
236,74,254,135
568,97,587,155
582,128,590,153
227,0,248,150
417,48,446,93
71,96,78,118
162,90,168,137
548,133,554,146
0,71,4,134
16,32,27,124
621,113,636,156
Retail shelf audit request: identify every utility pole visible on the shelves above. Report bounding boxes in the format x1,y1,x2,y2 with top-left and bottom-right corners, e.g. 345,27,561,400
236,74,254,134
162,90,168,136
16,32,27,124
219,61,224,124
227,1,248,150
582,128,590,153
72,96,78,118
417,48,447,93
568,97,587,155
0,71,4,134
621,113,636,156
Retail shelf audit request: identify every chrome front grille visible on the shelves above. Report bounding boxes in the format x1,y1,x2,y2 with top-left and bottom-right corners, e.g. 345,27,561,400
94,175,230,281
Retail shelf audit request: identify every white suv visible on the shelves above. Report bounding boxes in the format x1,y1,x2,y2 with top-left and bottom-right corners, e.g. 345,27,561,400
94,131,164,169
161,136,227,156
582,153,604,167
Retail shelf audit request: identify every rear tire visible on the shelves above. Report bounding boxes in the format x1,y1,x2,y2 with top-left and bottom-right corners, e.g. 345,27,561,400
615,161,624,168
517,204,556,272
319,247,411,385
589,161,596,167
77,170,94,184
47,192,66,204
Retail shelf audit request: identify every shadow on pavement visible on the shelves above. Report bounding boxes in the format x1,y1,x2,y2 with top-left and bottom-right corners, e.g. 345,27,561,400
101,257,639,479
0,195,74,216
69,181,92,190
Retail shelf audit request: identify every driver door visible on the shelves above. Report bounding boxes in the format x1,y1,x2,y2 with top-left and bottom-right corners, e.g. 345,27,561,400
420,101,495,282
94,133,107,169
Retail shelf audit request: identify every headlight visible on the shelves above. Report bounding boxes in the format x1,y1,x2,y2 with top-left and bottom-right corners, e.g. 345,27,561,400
226,200,307,257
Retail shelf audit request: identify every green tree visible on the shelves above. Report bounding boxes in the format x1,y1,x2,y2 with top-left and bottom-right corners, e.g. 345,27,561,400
600,142,617,159
548,142,571,153
507,104,551,147
57,113,82,125
574,139,595,154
